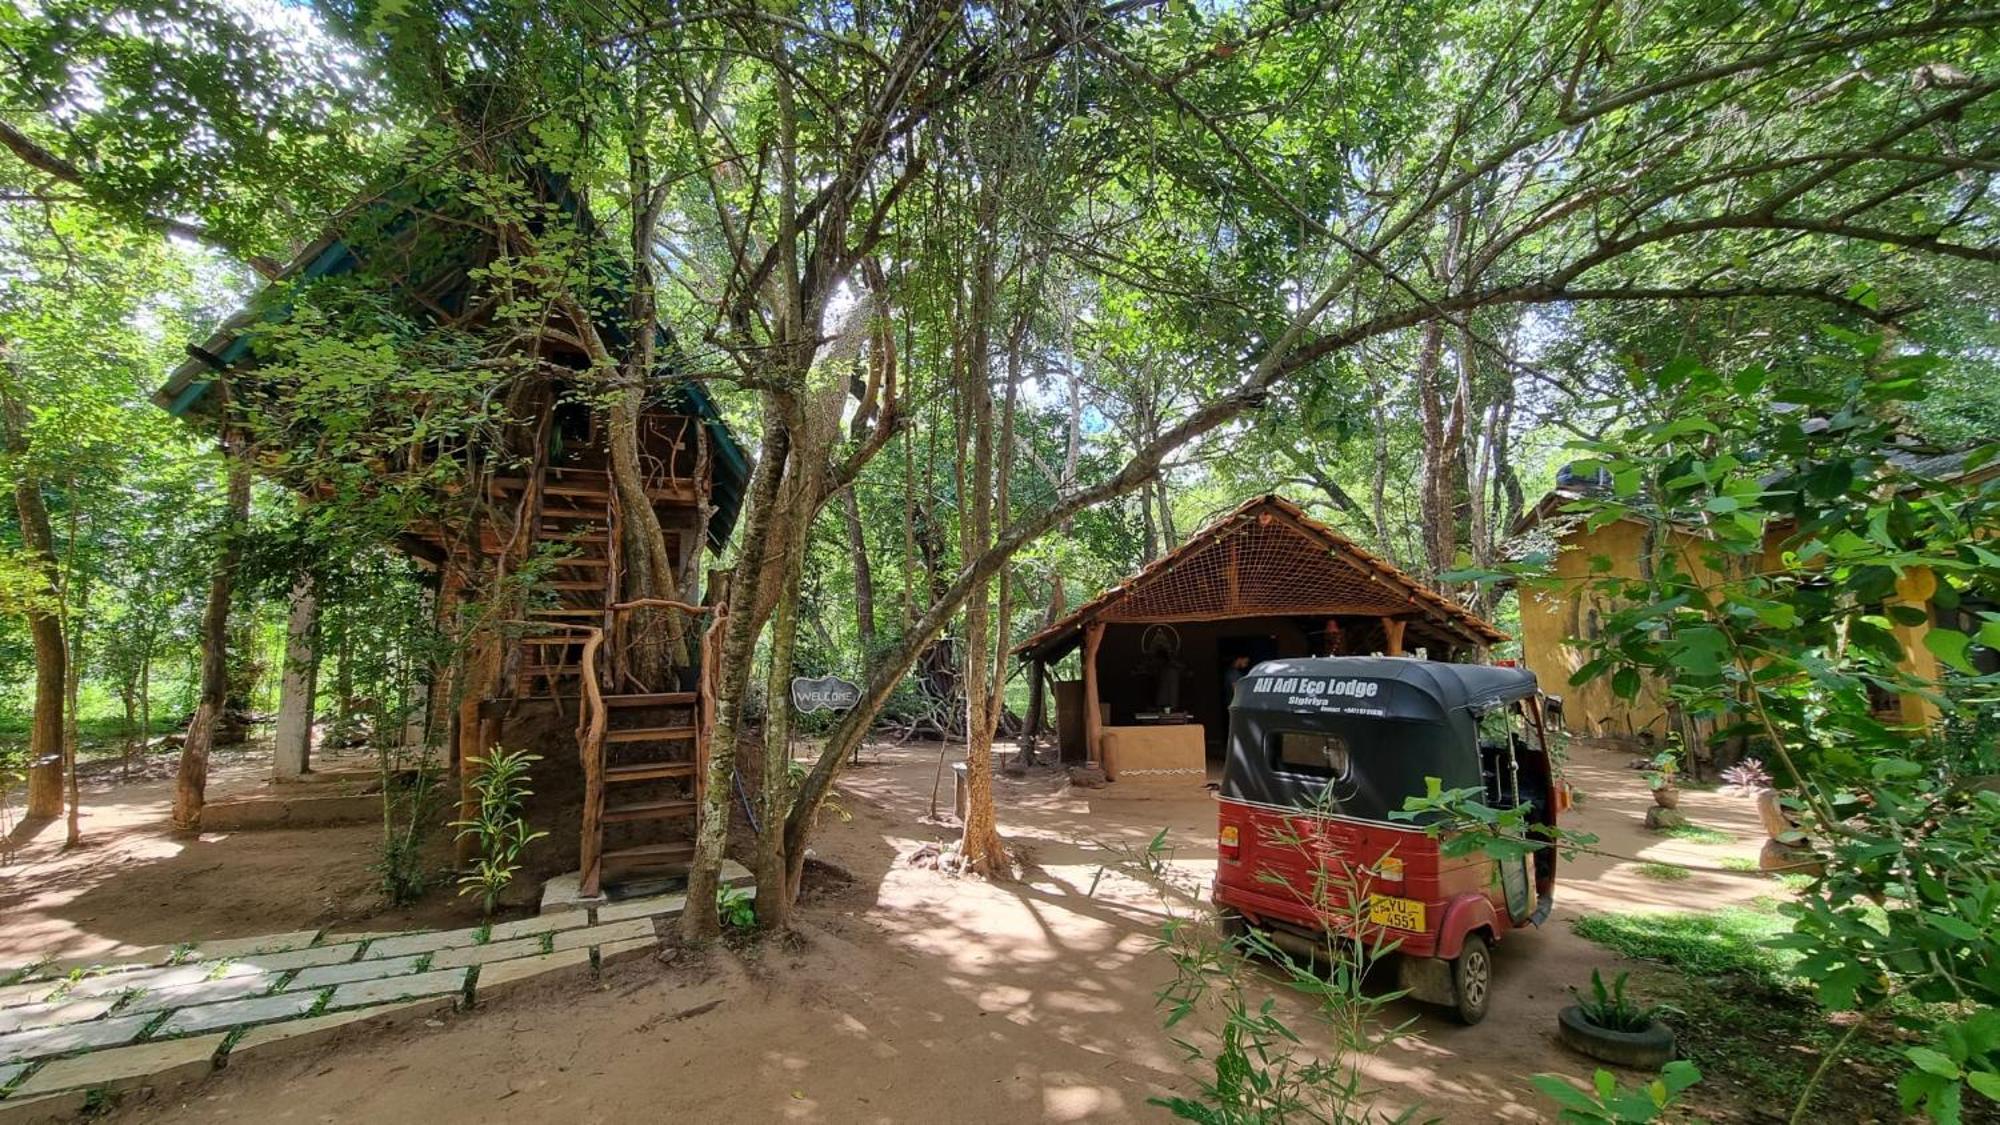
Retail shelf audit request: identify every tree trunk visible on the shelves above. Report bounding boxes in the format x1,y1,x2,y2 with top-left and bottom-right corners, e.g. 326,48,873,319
2,392,63,819
683,406,792,941
754,482,807,927
273,576,318,781
173,456,251,833
840,485,876,665
61,563,85,848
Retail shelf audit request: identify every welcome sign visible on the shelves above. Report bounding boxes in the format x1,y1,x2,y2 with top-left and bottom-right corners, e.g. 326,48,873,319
791,674,862,713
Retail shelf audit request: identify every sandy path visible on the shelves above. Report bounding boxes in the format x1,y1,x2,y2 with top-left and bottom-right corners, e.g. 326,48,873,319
79,739,1778,1124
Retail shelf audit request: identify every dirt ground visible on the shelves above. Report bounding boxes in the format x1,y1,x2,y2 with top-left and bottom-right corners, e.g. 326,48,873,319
0,736,1792,1123
0,740,550,966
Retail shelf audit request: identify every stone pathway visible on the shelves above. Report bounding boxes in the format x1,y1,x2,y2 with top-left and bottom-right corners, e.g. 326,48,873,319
0,864,750,1122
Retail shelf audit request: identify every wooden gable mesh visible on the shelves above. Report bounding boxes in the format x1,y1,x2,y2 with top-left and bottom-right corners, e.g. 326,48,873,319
1098,515,1419,623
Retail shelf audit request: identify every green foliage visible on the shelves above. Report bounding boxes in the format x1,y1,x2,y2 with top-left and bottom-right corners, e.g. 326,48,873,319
1635,863,1690,883
1658,823,1731,845
1572,910,1795,985
452,748,547,916
1530,1062,1702,1125
716,885,755,932
1486,343,2000,1121
1570,970,1665,1034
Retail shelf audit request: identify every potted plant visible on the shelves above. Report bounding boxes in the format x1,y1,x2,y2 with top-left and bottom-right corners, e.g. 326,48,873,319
1558,969,1677,1069
1644,749,1681,809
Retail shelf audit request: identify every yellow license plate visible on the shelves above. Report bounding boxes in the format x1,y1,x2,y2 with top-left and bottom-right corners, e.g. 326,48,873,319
1367,894,1427,933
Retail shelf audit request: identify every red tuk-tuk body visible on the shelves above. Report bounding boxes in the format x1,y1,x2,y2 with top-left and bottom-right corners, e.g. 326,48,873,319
1211,657,1559,1024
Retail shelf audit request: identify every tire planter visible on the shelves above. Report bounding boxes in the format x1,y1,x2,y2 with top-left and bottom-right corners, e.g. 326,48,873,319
1652,786,1682,809
1557,1005,1677,1069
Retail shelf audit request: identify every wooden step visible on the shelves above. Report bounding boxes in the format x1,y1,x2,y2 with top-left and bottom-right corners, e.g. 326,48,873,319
603,692,697,708
539,528,608,543
540,507,610,522
604,760,697,783
600,841,696,867
515,636,583,645
545,580,606,592
605,725,697,743
555,557,609,568
602,798,697,824
516,665,579,678
528,607,602,617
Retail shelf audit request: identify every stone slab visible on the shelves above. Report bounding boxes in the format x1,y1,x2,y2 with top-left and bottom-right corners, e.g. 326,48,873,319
0,1090,89,1125
190,931,322,961
0,1013,153,1064
595,892,688,924
0,996,121,1035
430,937,544,970
155,989,324,1037
362,928,482,960
326,968,468,1011
287,954,425,990
321,931,405,944
223,943,361,974
595,938,657,967
537,872,602,915
11,1032,225,1099
0,983,59,1011
549,919,656,954
471,949,592,1001
484,911,593,943
226,996,454,1066
34,945,181,980
123,973,277,1015
65,962,258,1000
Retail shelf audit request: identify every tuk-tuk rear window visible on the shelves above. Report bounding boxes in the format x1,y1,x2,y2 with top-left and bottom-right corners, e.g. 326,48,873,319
1269,730,1352,780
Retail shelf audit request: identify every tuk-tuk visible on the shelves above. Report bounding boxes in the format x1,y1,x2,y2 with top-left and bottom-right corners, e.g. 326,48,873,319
1212,656,1559,1025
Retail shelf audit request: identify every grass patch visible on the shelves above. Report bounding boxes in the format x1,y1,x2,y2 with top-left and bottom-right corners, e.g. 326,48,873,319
1719,856,1758,872
1659,822,1733,845
1775,872,1817,892
1636,862,1692,882
1572,908,1794,983
1573,908,1903,1118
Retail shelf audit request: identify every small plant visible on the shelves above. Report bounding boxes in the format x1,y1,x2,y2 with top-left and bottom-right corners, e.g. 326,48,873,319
717,885,756,931
1643,749,1680,792
451,748,547,916
1531,1061,1702,1124
1719,759,1772,795
1571,970,1663,1034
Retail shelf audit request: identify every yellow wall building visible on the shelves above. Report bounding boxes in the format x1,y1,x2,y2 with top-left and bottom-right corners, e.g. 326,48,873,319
1513,491,1959,746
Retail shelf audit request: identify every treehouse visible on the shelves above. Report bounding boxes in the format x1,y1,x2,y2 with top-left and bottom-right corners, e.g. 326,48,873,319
1015,495,1505,782
153,169,749,895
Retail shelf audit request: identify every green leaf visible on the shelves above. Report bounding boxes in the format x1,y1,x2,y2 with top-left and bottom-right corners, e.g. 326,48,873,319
1908,1047,1962,1080
1925,628,1978,675
1968,1071,2000,1102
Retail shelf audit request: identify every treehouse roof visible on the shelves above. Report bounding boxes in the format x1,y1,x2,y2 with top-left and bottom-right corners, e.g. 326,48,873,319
152,169,750,549
1016,494,1506,662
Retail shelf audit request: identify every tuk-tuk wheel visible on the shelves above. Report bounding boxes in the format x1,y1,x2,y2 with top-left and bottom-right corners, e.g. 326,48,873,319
1450,933,1493,1025
1216,909,1248,941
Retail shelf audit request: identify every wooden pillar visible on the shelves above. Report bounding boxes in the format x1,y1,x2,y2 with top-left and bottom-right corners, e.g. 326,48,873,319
271,577,319,781
1381,617,1406,657
1082,622,1105,766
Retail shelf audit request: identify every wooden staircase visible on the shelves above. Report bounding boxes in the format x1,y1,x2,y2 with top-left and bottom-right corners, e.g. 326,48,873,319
483,458,716,898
